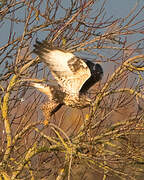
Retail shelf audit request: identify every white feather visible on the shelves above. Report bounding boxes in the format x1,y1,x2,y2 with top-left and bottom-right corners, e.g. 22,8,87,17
39,49,91,95
31,82,53,100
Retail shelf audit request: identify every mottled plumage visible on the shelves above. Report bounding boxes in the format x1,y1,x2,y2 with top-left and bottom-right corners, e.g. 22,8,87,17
32,41,103,119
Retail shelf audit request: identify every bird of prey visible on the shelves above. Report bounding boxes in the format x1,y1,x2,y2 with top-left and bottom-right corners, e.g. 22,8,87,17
32,41,103,120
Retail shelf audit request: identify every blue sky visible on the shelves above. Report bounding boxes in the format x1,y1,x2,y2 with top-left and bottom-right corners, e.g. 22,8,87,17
1,0,143,73
106,0,143,17
1,0,143,45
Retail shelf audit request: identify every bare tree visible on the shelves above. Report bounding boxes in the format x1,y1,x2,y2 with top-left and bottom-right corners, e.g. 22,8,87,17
0,0,144,179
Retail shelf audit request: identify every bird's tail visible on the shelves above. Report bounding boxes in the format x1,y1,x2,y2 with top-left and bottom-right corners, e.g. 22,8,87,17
30,82,53,100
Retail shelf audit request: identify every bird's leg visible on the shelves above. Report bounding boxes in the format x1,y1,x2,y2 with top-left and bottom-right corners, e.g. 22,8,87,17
50,103,63,115
42,100,63,125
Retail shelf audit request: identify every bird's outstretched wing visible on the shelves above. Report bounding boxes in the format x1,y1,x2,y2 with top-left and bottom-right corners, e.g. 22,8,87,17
33,41,91,95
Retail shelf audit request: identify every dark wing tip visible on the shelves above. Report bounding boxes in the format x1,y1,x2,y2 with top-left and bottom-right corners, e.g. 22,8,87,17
83,59,103,79
95,63,103,79
33,40,54,55
79,61,103,94
33,39,67,55
33,40,43,55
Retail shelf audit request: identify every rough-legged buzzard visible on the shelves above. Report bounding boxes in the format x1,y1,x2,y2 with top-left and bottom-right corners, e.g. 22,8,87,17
32,41,103,120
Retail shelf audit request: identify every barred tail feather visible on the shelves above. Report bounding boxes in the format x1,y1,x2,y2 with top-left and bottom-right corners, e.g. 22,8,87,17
30,82,53,100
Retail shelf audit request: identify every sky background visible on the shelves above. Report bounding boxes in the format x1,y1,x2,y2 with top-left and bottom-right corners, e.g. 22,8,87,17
0,0,144,77
106,0,143,17
1,0,144,45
